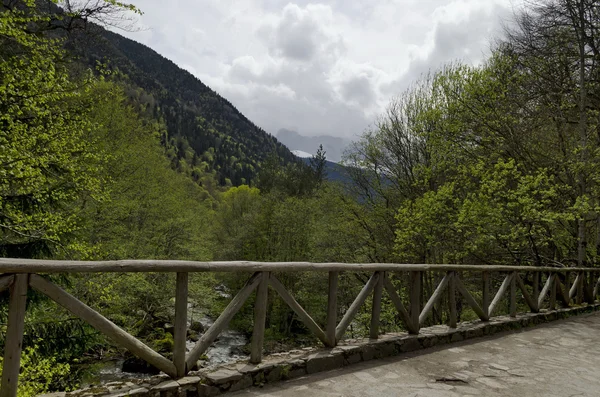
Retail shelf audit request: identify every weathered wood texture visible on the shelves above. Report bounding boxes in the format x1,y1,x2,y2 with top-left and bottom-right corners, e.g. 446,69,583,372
569,273,581,300
0,275,29,397
370,271,384,339
269,275,328,345
510,272,517,318
29,275,177,377
0,274,14,293
326,271,338,347
482,272,490,319
410,271,421,334
448,272,457,328
538,273,554,309
532,271,540,311
0,257,595,273
549,274,557,310
186,273,261,369
251,272,269,364
2,261,599,397
584,273,594,303
174,272,188,377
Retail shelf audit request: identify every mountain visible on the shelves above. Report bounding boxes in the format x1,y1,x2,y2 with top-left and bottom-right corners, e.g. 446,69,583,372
291,150,314,158
319,160,352,184
276,129,352,163
67,25,295,186
293,154,352,185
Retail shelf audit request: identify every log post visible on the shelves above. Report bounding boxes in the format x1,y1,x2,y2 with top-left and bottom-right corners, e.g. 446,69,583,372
410,271,421,334
593,272,600,301
549,274,556,310
0,274,28,397
569,272,581,302
482,272,490,320
326,271,338,347
564,272,571,305
173,272,188,377
577,271,584,304
370,271,383,339
584,272,594,303
250,272,269,364
510,272,517,317
532,271,540,312
448,272,457,328
538,272,553,309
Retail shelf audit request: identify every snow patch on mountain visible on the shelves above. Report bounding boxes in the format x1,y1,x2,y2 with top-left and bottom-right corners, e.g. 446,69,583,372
291,150,313,158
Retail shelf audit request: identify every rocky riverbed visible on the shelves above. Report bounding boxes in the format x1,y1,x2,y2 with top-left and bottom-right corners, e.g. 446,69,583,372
82,302,249,387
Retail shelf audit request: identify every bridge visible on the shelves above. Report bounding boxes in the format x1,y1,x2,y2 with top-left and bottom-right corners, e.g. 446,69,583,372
0,259,599,397
232,312,600,396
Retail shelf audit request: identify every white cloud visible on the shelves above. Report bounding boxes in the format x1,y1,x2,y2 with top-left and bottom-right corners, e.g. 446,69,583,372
116,0,524,139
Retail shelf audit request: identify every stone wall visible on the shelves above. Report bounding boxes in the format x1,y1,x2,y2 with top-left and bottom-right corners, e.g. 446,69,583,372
41,304,600,397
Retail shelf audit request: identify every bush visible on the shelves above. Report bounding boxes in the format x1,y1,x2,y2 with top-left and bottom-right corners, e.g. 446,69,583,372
0,346,74,397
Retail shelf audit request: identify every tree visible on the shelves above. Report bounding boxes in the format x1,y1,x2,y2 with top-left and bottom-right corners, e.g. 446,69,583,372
0,0,143,257
0,1,105,257
502,0,600,265
310,145,328,187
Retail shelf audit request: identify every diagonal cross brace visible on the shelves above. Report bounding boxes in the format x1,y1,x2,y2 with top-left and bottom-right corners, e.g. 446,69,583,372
185,272,262,370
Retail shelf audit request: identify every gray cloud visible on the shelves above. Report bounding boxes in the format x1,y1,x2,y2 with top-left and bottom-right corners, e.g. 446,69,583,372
381,2,513,97
340,75,376,107
116,0,521,139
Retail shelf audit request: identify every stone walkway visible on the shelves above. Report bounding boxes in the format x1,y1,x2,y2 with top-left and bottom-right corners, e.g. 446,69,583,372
232,312,600,397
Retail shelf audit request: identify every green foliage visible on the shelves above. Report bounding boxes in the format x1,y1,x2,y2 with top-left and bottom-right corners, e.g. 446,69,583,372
74,81,215,260
0,345,74,397
70,27,295,186
0,1,106,257
5,0,600,393
256,152,326,197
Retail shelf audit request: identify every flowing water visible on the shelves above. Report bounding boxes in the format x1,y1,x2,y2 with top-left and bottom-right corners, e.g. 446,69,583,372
186,304,249,367
83,301,249,386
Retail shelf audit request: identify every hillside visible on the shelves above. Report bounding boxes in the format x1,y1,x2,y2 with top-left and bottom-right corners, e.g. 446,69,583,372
67,26,295,186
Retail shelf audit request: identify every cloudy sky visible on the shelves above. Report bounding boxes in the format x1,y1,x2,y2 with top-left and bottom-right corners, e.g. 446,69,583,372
118,0,523,139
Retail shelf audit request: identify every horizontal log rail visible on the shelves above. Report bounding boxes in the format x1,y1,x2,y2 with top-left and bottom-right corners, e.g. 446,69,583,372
0,258,596,273
0,259,599,397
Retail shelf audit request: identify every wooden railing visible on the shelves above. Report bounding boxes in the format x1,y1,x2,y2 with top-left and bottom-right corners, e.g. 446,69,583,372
0,258,599,397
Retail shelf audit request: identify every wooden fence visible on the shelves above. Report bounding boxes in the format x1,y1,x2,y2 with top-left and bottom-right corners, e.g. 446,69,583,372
0,258,599,397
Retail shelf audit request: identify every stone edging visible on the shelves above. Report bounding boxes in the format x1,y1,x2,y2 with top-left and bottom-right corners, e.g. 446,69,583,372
41,304,600,397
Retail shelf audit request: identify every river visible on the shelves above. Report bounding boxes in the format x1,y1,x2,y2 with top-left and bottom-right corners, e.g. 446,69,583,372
83,302,249,386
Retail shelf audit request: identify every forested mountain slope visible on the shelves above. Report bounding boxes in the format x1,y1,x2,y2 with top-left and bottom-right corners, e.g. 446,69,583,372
69,26,295,186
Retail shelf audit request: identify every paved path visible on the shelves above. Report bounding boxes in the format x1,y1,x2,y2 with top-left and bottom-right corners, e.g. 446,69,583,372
233,312,600,397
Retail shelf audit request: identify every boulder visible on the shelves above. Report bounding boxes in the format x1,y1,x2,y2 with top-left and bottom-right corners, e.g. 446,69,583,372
122,356,160,375
163,323,175,334
190,321,205,333
188,329,200,341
